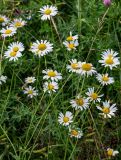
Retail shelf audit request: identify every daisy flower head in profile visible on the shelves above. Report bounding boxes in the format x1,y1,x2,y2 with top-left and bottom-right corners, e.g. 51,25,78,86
10,18,26,28
0,75,7,85
42,69,62,81
99,49,120,70
106,148,119,157
0,15,9,26
70,95,89,111
23,86,38,98
96,73,114,86
0,26,16,38
66,31,78,41
63,40,79,51
97,100,117,118
30,40,53,57
86,87,103,103
39,5,58,20
67,59,81,73
79,62,97,76
69,126,83,139
8,42,24,53
4,49,22,61
25,77,36,84
58,111,73,126
43,81,58,93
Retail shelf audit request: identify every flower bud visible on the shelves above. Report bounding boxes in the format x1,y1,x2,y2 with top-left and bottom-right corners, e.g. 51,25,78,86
103,0,111,6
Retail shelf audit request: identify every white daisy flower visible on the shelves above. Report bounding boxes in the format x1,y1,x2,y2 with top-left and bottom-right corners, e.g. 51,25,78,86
43,81,58,93
0,75,7,85
96,73,114,85
63,40,79,51
70,95,89,111
99,49,120,70
8,42,24,52
0,15,9,26
58,111,73,126
107,148,119,157
79,62,97,76
30,40,53,57
10,18,26,28
4,49,22,61
86,87,103,103
66,31,78,41
25,77,36,84
97,100,117,118
0,26,16,37
67,59,81,73
69,127,83,139
39,5,58,20
42,69,62,81
23,86,38,98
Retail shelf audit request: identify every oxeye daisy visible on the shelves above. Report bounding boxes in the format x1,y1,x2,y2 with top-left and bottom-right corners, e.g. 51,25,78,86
58,111,73,126
23,86,38,98
63,40,79,51
67,59,81,73
99,49,120,70
0,75,7,85
25,77,36,84
86,87,103,103
10,18,26,28
43,81,58,93
107,148,119,157
66,31,78,41
39,5,58,20
97,100,117,118
70,95,89,111
0,26,16,37
69,127,83,138
4,50,22,61
30,40,53,57
0,15,9,26
96,73,114,85
42,69,62,81
8,42,24,52
79,62,96,76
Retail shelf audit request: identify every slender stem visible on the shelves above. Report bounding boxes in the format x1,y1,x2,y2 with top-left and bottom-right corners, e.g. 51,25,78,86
50,17,62,45
0,38,5,75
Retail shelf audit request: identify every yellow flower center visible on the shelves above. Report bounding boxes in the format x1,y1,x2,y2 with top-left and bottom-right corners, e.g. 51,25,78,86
48,84,54,90
15,22,22,27
105,57,114,65
48,71,56,77
71,63,79,69
13,47,19,52
102,107,110,114
5,29,12,34
28,79,33,83
38,44,47,51
82,63,92,71
10,51,17,57
28,90,33,94
44,9,52,15
63,116,69,123
102,76,109,82
107,149,113,156
0,17,4,22
91,93,98,100
76,98,84,106
67,36,73,41
71,130,78,136
68,43,74,49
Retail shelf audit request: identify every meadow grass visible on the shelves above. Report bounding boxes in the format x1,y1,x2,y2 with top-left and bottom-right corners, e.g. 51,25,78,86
0,0,121,159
